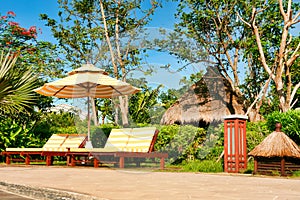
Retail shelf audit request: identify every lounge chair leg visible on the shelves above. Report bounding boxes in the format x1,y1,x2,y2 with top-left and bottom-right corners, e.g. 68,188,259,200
71,155,76,167
6,155,11,165
67,156,71,166
94,158,99,168
46,156,49,166
119,157,124,168
25,155,30,165
160,158,165,169
46,156,52,166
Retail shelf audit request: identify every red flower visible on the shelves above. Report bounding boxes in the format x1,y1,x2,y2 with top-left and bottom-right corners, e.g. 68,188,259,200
29,26,36,33
21,30,31,36
7,11,16,17
8,21,19,26
1,16,7,19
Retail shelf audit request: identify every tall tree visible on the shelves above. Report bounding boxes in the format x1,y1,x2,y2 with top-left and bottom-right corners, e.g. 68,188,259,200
238,0,300,112
174,0,299,120
41,0,161,126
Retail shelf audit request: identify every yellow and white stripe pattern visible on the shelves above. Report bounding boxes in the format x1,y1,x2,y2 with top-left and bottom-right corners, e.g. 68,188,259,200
42,134,67,150
34,64,141,99
125,127,157,152
60,134,87,149
104,127,157,152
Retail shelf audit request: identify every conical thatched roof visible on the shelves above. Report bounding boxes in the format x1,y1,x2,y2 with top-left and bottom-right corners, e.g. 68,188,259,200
248,131,300,158
160,67,244,127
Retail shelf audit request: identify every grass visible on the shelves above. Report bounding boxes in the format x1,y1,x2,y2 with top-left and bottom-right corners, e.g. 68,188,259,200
241,159,254,174
178,160,223,173
291,170,300,177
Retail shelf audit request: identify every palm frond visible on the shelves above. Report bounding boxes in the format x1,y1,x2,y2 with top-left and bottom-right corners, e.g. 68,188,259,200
0,50,37,115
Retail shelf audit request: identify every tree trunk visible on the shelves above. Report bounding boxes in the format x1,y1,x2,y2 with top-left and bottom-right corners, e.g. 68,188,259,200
102,115,105,125
91,98,99,126
119,95,129,127
114,102,119,126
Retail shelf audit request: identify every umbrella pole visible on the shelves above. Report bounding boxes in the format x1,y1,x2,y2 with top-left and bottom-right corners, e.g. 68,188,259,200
87,96,91,141
85,96,93,148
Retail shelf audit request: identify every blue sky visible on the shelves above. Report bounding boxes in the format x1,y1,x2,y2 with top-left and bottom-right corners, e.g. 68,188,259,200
0,0,198,90
0,0,59,42
0,0,179,41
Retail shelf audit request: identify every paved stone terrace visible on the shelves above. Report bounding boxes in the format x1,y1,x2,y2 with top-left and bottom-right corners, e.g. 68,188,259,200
0,165,300,200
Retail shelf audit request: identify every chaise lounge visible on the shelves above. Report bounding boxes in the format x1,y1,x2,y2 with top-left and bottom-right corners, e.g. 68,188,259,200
66,127,168,169
2,134,87,165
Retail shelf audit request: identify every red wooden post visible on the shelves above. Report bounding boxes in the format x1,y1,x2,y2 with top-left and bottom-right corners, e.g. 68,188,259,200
71,155,76,167
224,121,230,172
160,158,165,170
280,157,286,176
94,158,99,168
254,158,258,174
119,157,124,168
6,155,11,165
224,115,248,173
25,155,30,165
46,156,53,166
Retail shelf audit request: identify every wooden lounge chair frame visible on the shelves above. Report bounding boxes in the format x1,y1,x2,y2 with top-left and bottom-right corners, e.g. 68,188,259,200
66,127,168,169
2,134,87,166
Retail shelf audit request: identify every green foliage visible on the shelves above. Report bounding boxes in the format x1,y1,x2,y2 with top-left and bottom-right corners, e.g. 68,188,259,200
246,121,270,152
159,88,181,110
155,124,207,163
0,51,37,116
129,82,163,124
96,98,114,124
174,0,300,114
91,123,118,148
0,11,65,79
292,170,300,177
180,160,223,173
197,124,224,160
40,0,160,68
0,118,41,153
32,112,76,138
243,159,254,174
266,110,300,144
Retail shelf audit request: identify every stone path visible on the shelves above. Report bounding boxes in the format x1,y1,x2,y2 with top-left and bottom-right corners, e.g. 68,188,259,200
0,189,35,200
0,165,300,200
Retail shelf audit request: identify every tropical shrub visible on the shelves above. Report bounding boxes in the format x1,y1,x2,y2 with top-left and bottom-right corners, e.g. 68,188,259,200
266,110,300,144
155,124,207,163
0,51,37,116
91,124,118,148
32,111,77,138
197,124,224,161
0,118,42,152
246,121,270,152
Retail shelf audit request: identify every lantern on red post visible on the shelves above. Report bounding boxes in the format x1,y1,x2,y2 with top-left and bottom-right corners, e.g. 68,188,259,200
224,115,248,173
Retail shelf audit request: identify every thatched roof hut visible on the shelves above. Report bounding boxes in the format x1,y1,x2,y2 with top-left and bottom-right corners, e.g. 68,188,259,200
248,131,300,158
160,67,245,127
249,123,300,176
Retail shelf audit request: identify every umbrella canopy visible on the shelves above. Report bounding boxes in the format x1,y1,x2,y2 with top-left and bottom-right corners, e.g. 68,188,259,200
34,64,141,146
34,64,140,98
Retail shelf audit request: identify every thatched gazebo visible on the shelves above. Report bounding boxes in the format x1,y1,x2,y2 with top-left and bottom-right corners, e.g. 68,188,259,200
249,123,300,176
160,67,245,127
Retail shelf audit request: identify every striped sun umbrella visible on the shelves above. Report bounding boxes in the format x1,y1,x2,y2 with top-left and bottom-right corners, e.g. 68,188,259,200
34,64,141,146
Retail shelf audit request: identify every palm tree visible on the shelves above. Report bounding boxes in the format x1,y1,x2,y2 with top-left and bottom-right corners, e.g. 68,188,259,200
0,50,37,116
